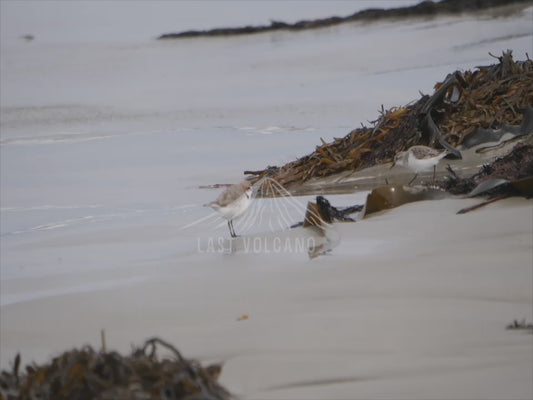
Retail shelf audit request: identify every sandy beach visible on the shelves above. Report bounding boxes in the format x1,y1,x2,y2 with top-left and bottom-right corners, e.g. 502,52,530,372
1,1,532,398
2,197,532,399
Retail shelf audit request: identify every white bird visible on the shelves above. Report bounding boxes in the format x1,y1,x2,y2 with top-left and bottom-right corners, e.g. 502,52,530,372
391,145,448,184
205,181,253,237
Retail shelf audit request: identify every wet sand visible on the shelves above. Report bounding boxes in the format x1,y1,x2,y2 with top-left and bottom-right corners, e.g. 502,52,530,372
2,197,531,399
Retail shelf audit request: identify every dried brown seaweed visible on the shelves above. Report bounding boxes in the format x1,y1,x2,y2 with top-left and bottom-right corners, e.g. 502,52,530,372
246,51,533,191
0,338,231,400
441,142,533,196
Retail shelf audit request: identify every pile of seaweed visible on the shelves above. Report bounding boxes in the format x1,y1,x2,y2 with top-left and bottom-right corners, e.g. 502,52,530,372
0,338,231,400
158,0,530,39
443,142,533,197
245,51,533,190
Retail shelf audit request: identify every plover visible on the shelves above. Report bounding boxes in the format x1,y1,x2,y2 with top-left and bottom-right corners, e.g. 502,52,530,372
391,145,448,184
205,181,253,237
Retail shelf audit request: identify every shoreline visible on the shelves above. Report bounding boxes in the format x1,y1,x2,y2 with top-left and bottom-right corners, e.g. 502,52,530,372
1,196,531,398
158,0,532,39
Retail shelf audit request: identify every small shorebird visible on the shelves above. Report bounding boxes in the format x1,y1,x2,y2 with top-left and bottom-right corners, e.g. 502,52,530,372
391,145,448,184
205,181,253,237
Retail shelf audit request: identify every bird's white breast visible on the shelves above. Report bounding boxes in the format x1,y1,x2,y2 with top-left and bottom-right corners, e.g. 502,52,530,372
216,189,252,220
407,152,440,172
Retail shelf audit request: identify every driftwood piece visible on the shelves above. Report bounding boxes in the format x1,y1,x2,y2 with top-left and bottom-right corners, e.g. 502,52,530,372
456,194,510,214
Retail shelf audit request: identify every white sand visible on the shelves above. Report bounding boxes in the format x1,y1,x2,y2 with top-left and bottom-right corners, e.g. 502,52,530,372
1,197,531,399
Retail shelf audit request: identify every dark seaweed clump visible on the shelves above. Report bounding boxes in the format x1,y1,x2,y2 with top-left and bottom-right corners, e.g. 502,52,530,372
0,338,231,400
442,143,533,196
158,0,531,39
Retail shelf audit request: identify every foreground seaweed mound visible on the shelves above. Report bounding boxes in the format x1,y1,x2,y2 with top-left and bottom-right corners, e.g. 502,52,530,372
0,338,231,400
246,51,533,189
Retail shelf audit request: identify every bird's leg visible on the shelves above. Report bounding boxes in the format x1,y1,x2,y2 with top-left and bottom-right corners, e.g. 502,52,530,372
228,220,236,238
432,165,436,183
408,173,418,185
230,220,240,237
